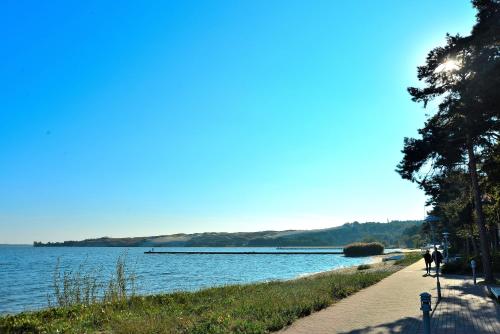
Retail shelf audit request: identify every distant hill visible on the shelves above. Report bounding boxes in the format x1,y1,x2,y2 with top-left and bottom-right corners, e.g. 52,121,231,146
34,220,422,248
0,244,31,247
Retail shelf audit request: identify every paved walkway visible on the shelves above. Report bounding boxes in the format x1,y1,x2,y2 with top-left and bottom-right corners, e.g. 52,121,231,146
278,259,500,334
428,277,500,334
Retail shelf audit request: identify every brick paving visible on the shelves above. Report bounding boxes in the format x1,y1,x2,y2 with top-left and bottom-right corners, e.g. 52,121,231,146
426,277,500,334
277,259,500,334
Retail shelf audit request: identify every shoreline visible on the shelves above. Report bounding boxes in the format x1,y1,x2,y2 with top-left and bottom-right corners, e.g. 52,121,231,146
1,251,405,315
294,253,402,280
293,253,390,279
0,253,421,333
1,253,389,316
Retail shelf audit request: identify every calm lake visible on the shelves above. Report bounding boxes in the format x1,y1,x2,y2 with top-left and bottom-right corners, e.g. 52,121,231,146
0,246,387,315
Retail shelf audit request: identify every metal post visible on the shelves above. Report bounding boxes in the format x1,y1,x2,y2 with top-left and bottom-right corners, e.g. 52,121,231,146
471,260,477,285
420,292,432,334
436,268,442,301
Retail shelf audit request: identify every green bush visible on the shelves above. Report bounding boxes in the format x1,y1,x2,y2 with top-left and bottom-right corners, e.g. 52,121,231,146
441,251,500,275
343,242,384,257
441,259,467,274
357,264,371,270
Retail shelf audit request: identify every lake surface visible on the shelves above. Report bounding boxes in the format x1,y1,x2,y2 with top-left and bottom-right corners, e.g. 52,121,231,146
0,246,386,315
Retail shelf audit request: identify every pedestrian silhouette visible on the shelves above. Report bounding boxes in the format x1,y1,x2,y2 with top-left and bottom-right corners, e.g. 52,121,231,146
423,249,432,275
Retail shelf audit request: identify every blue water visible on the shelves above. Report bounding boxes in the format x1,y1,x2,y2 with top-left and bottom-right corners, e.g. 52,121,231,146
0,246,381,315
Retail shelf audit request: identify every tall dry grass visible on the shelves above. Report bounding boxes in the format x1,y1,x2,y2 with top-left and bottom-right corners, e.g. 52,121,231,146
50,253,136,307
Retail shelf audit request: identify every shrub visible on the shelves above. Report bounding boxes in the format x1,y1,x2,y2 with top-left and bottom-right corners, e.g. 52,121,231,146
357,264,371,270
441,259,467,274
343,242,384,257
442,251,500,275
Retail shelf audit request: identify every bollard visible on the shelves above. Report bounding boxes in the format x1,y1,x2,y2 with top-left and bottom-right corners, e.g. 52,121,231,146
420,292,432,334
471,260,476,285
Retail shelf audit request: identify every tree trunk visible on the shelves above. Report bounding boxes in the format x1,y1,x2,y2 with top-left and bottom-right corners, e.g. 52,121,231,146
466,135,494,281
492,223,498,251
470,235,479,257
465,236,470,259
493,209,499,251
490,225,497,251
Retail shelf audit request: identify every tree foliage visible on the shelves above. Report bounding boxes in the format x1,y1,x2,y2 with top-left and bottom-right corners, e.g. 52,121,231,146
397,0,500,281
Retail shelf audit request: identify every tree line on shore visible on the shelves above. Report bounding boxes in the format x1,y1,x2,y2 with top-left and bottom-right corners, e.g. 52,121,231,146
33,220,422,248
397,0,500,281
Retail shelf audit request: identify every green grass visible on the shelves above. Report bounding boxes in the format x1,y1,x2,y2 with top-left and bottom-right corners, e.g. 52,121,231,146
0,258,421,334
394,252,422,266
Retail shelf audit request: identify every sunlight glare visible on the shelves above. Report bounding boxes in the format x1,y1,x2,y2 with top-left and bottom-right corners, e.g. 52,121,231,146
434,59,460,73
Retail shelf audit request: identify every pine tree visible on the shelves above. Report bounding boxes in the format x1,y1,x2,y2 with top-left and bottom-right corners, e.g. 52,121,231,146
397,0,499,281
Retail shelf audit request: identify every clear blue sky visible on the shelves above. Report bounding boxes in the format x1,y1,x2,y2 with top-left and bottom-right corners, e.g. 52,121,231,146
0,1,476,243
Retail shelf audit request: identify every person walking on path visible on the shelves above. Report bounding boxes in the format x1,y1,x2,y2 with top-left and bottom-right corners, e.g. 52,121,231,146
423,249,432,275
432,246,443,275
